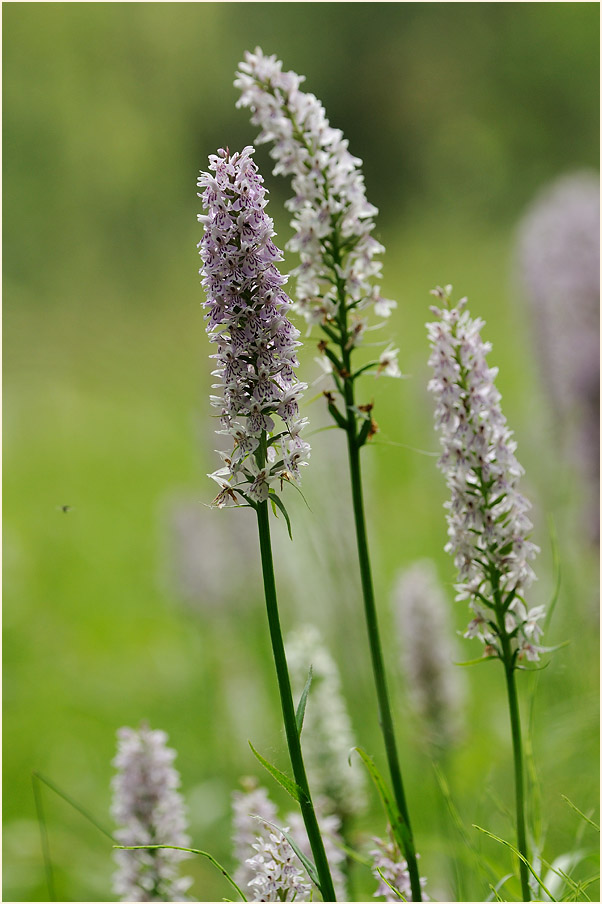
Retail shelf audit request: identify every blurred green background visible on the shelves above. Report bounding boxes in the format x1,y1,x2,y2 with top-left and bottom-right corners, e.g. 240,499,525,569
4,3,599,901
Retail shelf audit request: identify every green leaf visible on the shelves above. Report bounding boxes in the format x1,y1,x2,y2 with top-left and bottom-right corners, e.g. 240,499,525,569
258,818,321,893
560,795,600,832
454,654,500,667
472,824,557,901
268,492,293,540
357,418,373,448
485,873,514,901
114,845,247,901
351,747,411,857
248,741,304,804
32,771,115,841
352,361,379,380
375,867,407,900
295,666,313,736
327,401,349,431
32,773,56,902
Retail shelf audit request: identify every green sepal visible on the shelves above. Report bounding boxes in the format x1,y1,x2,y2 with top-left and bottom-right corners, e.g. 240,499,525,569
269,492,293,540
248,741,304,804
295,666,313,736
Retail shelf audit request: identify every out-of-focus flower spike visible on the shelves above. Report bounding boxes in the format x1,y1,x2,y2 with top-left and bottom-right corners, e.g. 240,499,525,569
285,624,367,820
371,834,428,902
393,560,466,750
111,725,193,902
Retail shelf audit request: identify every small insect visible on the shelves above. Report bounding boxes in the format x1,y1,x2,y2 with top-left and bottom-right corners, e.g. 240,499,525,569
58,505,72,513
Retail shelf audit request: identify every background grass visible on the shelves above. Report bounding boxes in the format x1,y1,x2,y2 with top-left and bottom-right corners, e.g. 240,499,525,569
3,3,599,901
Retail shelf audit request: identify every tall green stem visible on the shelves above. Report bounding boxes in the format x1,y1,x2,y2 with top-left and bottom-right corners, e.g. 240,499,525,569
342,378,422,902
501,643,531,901
255,500,337,902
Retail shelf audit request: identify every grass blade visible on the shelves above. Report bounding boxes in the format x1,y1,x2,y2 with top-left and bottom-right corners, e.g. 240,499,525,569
115,844,247,901
351,747,411,855
295,666,313,736
473,823,557,900
561,795,600,832
31,773,56,902
31,770,115,842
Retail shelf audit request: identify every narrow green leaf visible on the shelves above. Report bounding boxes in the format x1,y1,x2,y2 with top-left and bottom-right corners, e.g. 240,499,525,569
485,873,514,901
32,773,56,901
248,741,303,804
295,666,313,736
376,866,407,900
335,840,372,868
115,845,247,901
454,654,500,667
258,818,321,893
269,492,293,540
560,795,600,832
351,747,411,856
327,401,349,431
357,418,373,448
31,771,115,841
352,361,378,380
473,824,557,900
487,884,505,902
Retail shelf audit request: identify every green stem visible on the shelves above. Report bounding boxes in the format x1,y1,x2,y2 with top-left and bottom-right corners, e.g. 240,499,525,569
501,645,531,901
255,499,337,902
342,379,422,902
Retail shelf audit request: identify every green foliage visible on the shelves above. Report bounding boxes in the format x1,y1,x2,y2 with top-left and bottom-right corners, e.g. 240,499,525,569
295,666,313,737
248,742,304,805
3,3,599,901
114,845,247,902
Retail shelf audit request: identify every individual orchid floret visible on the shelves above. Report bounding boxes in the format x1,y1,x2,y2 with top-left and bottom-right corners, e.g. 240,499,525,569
377,346,402,378
111,725,193,902
286,624,367,820
371,834,428,902
393,560,466,749
235,48,398,369
426,286,543,662
197,146,310,506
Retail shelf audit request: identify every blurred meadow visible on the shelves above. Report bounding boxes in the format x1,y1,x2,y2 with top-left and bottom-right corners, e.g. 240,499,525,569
3,3,599,901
